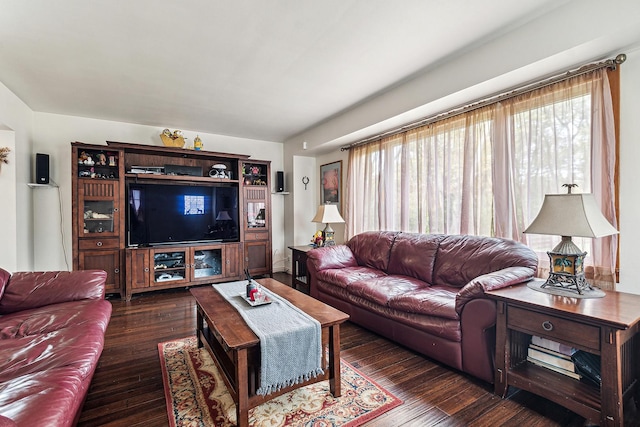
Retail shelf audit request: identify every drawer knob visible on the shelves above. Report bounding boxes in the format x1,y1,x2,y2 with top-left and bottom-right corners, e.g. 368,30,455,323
96,241,103,247
542,320,554,331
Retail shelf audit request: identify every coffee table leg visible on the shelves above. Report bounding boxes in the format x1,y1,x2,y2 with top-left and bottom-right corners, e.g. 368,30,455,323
236,348,250,427
329,324,342,397
195,306,203,348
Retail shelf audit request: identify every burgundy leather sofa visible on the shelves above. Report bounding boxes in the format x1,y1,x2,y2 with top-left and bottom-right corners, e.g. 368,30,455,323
0,268,112,427
307,231,537,383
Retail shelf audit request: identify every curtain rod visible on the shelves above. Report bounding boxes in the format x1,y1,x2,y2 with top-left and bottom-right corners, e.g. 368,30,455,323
341,53,626,151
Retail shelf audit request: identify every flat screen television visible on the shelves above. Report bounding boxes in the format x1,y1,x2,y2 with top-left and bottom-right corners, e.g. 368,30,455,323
127,182,239,246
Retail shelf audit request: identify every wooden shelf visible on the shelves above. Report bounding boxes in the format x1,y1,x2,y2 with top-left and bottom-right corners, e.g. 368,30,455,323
125,173,239,184
27,183,58,188
509,361,600,420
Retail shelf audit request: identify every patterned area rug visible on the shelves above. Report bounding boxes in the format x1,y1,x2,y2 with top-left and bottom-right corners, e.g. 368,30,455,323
159,337,402,427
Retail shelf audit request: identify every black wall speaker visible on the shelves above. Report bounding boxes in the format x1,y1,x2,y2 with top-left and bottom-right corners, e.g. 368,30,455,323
36,153,50,184
276,171,284,192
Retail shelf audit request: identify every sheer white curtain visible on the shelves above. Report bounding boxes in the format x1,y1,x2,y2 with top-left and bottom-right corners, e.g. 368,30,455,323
346,69,617,289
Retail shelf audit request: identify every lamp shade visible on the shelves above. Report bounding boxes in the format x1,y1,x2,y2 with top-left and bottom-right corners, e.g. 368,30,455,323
523,193,618,238
216,210,232,221
312,204,345,224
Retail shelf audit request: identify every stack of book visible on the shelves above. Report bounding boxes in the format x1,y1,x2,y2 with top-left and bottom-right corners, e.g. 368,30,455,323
527,336,580,380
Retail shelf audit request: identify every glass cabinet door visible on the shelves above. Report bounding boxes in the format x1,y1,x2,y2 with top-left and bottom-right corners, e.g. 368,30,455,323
78,180,120,238
152,250,188,285
247,201,266,229
83,200,116,234
192,248,223,280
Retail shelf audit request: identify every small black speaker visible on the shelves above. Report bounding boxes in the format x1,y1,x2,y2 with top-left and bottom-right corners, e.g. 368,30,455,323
276,171,284,192
36,153,50,184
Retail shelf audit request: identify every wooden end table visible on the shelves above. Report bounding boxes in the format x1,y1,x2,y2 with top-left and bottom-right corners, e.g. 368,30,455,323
486,280,640,426
288,245,314,292
190,278,349,427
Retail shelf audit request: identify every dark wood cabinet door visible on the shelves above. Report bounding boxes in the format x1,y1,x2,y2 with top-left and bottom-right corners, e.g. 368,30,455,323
244,240,271,277
126,249,150,290
79,249,121,292
224,243,241,279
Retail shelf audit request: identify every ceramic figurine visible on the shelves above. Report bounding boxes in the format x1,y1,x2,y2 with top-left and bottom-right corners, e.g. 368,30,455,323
194,135,203,150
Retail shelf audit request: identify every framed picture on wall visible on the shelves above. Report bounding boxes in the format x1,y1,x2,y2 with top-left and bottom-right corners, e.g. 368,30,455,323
320,161,342,213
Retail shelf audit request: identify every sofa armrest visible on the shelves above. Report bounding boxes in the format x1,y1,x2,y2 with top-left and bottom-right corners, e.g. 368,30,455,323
306,245,359,272
0,269,107,315
306,245,358,298
455,266,535,314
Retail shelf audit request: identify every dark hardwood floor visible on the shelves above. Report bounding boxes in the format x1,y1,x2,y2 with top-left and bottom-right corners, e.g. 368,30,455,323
78,273,588,426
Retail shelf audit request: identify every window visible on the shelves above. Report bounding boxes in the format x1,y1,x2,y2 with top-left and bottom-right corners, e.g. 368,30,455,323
184,195,205,215
347,68,618,288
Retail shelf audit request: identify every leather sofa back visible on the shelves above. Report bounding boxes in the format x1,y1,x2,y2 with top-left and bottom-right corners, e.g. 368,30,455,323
433,235,538,288
0,269,107,314
347,231,398,271
387,233,444,284
345,232,537,289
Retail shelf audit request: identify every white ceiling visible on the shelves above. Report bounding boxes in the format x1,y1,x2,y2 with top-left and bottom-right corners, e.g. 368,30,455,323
0,0,560,143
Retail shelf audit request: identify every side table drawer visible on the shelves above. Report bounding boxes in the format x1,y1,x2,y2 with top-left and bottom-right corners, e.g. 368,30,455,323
508,306,600,352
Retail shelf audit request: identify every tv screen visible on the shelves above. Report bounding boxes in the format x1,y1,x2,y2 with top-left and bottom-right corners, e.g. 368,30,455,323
127,182,239,246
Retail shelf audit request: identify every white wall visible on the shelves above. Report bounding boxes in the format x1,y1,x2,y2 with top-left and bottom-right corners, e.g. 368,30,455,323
616,46,640,293
0,81,34,272
31,113,285,271
292,155,317,246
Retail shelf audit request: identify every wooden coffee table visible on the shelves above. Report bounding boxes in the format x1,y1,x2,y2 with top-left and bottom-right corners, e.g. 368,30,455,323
190,278,349,427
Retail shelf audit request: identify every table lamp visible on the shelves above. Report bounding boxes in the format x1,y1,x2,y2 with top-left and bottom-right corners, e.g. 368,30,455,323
216,210,232,221
255,208,266,226
311,204,345,246
523,185,618,294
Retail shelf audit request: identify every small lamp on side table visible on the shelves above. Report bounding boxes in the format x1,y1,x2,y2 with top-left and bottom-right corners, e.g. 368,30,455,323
311,204,345,246
523,184,618,295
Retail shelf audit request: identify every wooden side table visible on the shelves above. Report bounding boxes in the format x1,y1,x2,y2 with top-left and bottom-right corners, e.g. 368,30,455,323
486,281,640,426
288,245,314,293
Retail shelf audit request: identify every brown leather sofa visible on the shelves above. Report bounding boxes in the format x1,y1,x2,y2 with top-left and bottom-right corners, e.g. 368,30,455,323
307,231,537,383
0,268,112,427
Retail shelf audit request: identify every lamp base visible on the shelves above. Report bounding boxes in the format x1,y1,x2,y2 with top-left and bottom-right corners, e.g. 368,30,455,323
541,271,592,294
323,223,336,246
528,278,605,298
542,249,590,295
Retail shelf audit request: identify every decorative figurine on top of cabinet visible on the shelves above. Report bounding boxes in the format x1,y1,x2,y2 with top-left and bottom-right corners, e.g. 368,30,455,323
194,135,203,150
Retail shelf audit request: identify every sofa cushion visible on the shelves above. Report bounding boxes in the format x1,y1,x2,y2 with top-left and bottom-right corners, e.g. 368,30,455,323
315,266,386,290
388,285,459,320
339,290,462,342
0,366,90,427
347,231,399,272
0,301,111,383
0,299,111,340
348,275,427,306
387,233,444,283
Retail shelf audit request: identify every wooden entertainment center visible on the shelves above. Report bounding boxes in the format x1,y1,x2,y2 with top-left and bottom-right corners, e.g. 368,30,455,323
71,141,272,300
